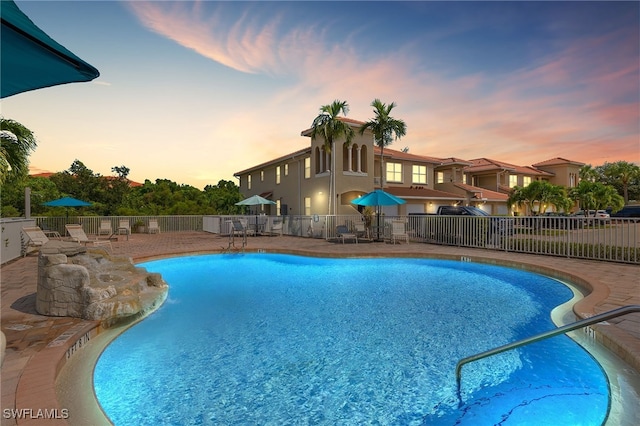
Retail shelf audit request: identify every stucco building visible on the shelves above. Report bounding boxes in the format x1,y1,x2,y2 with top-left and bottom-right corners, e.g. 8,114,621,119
234,118,584,216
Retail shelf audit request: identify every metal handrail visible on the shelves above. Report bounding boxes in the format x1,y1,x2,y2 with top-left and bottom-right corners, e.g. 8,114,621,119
455,304,640,406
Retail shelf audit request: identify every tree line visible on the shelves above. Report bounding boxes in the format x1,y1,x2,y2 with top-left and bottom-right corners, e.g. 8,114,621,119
1,159,245,217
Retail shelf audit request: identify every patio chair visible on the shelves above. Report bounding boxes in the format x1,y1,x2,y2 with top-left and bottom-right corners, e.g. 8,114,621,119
230,219,246,237
117,219,131,236
389,220,409,244
265,217,283,236
238,218,255,236
336,225,358,244
147,219,161,234
65,224,112,252
22,226,49,256
98,219,112,236
354,222,369,240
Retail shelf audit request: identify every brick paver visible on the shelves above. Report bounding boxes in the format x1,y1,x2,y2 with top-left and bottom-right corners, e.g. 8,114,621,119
1,232,638,425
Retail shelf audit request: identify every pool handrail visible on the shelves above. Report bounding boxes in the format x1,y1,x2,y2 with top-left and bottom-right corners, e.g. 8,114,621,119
455,304,640,406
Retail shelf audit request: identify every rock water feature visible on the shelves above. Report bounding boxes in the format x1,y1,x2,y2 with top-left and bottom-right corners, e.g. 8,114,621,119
36,241,168,326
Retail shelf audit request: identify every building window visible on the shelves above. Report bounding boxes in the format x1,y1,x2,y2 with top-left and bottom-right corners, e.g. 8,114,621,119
523,176,532,186
276,166,281,185
463,174,467,184
304,197,311,215
386,162,402,183
509,175,518,188
260,170,264,182
570,173,576,187
284,164,289,176
412,165,427,184
304,157,311,179
276,199,281,216
247,174,252,190
437,171,444,184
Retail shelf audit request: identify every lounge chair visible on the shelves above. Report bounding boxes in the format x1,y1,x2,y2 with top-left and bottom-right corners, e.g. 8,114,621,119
22,226,49,256
265,217,283,236
354,222,369,240
336,225,358,244
98,219,112,236
65,224,112,251
117,219,131,236
389,220,409,244
238,218,254,236
230,219,246,237
147,219,161,234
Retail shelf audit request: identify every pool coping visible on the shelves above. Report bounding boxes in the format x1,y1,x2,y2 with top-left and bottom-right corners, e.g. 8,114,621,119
2,234,639,425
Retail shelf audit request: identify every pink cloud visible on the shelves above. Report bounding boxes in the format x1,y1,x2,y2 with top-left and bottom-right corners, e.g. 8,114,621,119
125,1,638,171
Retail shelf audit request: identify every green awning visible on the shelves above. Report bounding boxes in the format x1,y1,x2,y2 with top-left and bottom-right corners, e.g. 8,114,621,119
1,0,99,98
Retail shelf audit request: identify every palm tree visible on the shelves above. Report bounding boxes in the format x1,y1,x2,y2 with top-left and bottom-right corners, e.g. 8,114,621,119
578,164,599,182
310,100,354,215
1,118,37,184
508,181,571,215
358,99,407,189
600,161,640,205
569,181,624,214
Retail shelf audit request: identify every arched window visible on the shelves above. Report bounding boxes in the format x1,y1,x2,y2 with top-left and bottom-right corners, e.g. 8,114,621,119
342,143,350,172
350,144,358,172
360,145,368,173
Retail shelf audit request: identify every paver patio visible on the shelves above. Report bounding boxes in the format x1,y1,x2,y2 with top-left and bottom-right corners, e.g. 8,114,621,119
1,231,638,425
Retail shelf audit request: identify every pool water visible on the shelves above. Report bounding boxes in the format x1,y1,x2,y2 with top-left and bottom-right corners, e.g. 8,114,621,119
94,254,608,425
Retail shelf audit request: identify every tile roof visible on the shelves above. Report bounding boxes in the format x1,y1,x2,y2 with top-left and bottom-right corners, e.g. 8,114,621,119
300,116,366,136
532,157,586,167
374,146,443,164
465,158,552,176
452,183,509,200
436,157,473,167
234,147,311,175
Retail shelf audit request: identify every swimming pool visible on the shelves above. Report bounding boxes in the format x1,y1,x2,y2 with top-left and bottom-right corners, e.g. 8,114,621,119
94,254,609,425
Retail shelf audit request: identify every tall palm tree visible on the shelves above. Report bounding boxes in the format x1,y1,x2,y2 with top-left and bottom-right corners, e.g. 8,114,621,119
1,118,37,184
600,161,640,205
358,99,407,189
310,100,354,214
569,181,624,214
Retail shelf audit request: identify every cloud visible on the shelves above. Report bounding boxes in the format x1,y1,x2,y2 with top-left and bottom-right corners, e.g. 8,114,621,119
125,1,638,170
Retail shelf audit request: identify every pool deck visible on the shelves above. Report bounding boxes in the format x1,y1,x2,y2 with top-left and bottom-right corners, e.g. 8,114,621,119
1,232,639,425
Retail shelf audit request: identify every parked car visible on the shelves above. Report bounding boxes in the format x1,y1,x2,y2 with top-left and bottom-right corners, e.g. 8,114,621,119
539,212,582,229
610,205,640,219
571,210,610,218
410,205,514,242
571,209,610,225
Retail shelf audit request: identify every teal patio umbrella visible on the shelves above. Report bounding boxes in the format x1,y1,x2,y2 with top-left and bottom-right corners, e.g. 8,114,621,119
351,189,407,207
236,195,277,230
235,195,277,207
43,196,92,219
1,0,100,98
351,189,406,240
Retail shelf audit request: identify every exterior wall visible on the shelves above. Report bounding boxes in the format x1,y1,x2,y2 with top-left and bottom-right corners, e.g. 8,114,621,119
314,132,376,215
537,164,581,188
470,174,499,191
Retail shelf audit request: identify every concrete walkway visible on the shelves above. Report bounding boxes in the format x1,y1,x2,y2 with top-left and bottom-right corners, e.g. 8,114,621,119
1,232,639,425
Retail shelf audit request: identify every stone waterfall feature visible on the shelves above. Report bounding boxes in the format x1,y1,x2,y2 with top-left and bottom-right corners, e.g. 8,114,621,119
36,241,168,326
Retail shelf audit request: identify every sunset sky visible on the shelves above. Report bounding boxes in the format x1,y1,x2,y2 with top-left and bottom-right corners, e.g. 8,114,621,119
2,0,638,189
